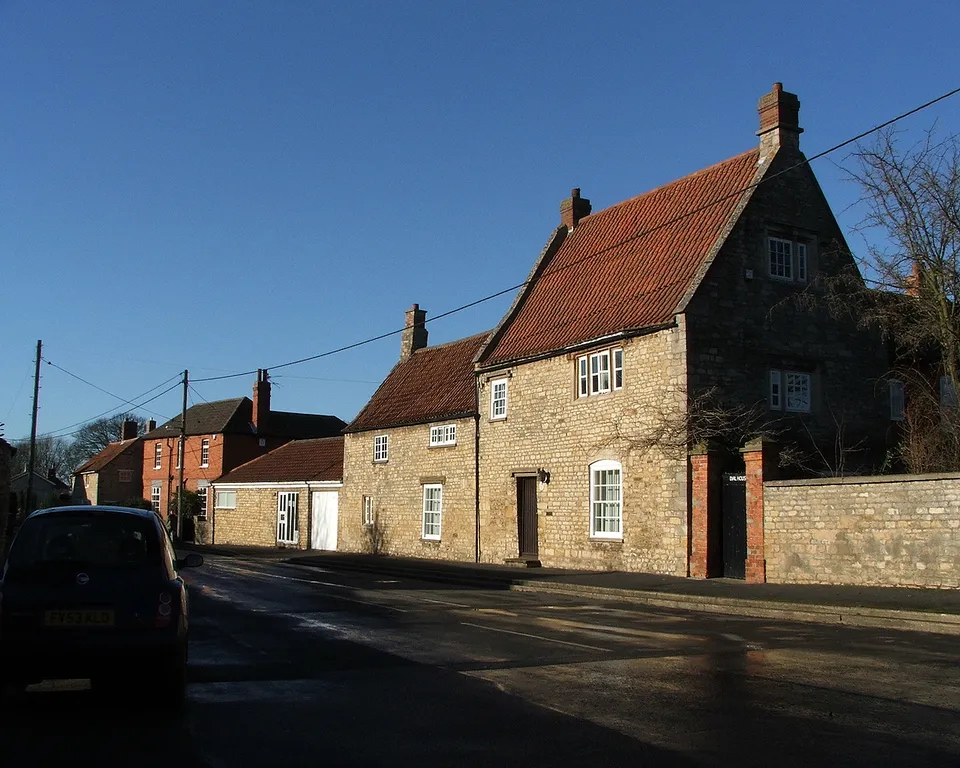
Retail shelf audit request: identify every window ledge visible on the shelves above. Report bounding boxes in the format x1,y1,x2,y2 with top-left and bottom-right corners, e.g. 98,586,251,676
589,536,624,545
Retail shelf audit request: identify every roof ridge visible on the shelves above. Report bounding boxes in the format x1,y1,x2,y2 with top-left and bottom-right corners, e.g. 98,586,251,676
411,330,492,355
585,147,759,223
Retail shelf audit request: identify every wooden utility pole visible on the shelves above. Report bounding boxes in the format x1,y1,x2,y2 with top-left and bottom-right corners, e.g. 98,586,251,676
176,369,188,540
25,339,42,515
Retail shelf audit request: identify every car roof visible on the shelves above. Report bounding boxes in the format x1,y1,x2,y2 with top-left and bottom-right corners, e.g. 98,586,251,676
27,505,160,521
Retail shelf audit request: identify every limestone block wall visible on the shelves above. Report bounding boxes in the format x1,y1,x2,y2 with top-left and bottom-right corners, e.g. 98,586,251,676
212,485,313,549
340,417,478,561
764,473,960,587
478,326,689,574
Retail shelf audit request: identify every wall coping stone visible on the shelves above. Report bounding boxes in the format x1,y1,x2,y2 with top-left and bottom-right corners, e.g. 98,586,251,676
766,471,960,488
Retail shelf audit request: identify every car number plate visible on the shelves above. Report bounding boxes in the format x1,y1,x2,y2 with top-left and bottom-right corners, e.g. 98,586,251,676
44,609,115,627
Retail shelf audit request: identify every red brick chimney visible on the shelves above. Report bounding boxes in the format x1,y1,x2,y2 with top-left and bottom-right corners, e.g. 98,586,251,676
252,369,271,432
560,188,591,231
905,261,921,297
757,82,802,163
400,304,428,360
121,419,138,441
147,419,157,432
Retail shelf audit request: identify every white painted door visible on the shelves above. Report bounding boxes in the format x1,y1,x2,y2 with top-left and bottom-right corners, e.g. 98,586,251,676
276,491,299,544
310,491,338,550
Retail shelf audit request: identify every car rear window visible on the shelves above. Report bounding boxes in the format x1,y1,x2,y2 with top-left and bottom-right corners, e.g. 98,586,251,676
8,513,161,571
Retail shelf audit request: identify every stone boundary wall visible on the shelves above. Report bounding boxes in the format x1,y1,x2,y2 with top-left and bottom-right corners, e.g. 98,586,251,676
764,473,960,587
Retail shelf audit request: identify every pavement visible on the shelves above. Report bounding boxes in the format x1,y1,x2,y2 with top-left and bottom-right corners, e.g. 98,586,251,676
181,543,960,636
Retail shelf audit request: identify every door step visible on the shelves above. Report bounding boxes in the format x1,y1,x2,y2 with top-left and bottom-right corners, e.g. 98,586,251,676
504,557,542,568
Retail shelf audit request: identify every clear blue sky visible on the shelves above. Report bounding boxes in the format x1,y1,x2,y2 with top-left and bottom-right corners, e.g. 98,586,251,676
3,1,959,444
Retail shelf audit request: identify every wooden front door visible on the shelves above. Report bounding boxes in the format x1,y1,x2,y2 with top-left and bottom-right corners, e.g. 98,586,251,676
517,476,538,557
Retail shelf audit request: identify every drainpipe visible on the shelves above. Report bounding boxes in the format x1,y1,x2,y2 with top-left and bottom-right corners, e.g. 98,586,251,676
474,412,481,563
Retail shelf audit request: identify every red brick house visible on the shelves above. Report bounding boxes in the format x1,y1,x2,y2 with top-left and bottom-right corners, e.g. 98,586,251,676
143,370,345,541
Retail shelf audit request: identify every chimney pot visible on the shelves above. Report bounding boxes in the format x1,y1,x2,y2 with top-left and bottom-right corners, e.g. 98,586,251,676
560,188,592,231
401,305,428,360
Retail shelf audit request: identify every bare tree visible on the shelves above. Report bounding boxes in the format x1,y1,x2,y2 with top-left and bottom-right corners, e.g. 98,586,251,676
68,413,144,467
11,435,74,481
799,127,960,472
604,387,784,461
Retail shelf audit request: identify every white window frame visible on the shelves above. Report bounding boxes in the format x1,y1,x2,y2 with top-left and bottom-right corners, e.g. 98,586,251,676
373,434,389,462
589,460,622,539
197,482,210,520
422,484,442,540
362,496,374,527
769,236,810,283
490,378,508,420
118,469,133,483
154,442,162,470
769,236,793,280
215,489,237,509
577,348,623,398
200,438,210,467
590,352,611,394
784,371,812,413
429,424,457,446
889,380,905,421
769,369,783,410
276,491,299,544
151,482,162,513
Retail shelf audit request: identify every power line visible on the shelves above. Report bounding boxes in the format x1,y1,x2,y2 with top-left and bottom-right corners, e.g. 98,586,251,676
42,359,173,420
193,85,960,381
11,374,183,442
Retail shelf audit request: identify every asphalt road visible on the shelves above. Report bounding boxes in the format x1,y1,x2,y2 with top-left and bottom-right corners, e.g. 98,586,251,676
2,555,959,767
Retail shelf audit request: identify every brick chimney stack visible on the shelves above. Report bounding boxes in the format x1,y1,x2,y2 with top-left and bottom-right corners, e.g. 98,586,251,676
757,82,802,163
400,304,428,361
121,419,138,441
147,419,156,432
560,188,592,231
252,369,271,432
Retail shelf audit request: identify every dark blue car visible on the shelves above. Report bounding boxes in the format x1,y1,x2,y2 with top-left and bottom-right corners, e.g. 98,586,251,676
0,505,202,705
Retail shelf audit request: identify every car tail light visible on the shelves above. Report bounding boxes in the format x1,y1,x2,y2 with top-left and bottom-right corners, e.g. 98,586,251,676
155,591,173,628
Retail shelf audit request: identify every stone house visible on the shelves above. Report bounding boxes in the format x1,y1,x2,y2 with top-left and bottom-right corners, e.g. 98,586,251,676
71,419,145,505
340,313,488,560
472,83,891,577
143,370,345,541
340,84,894,580
210,436,343,549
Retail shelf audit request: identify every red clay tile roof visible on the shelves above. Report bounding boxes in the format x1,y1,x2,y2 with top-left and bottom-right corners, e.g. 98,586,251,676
478,149,763,366
217,437,344,484
74,438,140,474
346,333,489,433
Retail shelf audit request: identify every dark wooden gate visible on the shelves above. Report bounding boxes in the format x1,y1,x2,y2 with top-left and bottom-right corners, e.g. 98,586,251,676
721,472,747,579
517,476,538,557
